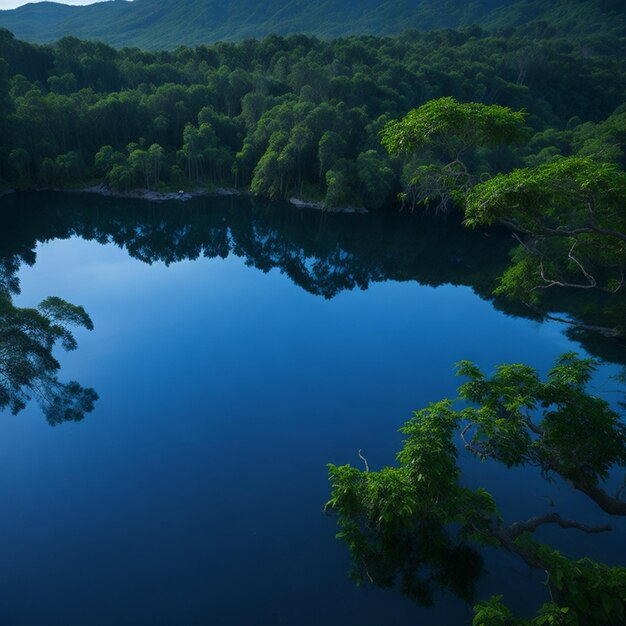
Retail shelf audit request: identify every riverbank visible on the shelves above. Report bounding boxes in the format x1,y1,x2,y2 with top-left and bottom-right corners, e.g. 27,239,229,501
78,186,368,213
77,184,243,202
2,183,368,214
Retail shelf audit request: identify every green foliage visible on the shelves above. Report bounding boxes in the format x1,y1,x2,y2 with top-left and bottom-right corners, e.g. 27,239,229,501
1,25,625,207
457,352,626,485
326,400,495,604
382,97,527,161
473,596,523,626
327,353,626,622
381,97,527,212
465,157,626,312
474,539,626,625
465,157,626,231
0,0,623,49
528,541,626,624
0,291,97,425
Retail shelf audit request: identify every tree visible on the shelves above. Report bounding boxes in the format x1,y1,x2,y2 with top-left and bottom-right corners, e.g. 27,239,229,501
381,97,527,212
465,157,626,334
94,145,125,176
327,353,626,623
9,147,31,183
107,163,134,191
318,130,346,181
465,157,626,293
356,150,395,209
0,293,98,425
55,151,84,184
148,143,165,187
128,148,151,189
325,160,356,209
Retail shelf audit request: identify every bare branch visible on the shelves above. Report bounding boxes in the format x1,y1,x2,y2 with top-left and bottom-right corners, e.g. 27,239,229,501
567,241,596,287
358,449,370,473
525,303,621,337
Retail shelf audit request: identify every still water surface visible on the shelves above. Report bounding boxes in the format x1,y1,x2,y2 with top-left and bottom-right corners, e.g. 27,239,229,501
0,193,624,625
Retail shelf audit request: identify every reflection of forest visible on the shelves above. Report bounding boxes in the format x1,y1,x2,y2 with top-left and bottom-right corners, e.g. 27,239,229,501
0,192,623,367
0,278,98,424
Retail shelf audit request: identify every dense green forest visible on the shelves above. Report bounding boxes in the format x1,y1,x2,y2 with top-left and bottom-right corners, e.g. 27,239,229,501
1,4,625,623
1,24,625,208
0,0,623,50
1,12,625,335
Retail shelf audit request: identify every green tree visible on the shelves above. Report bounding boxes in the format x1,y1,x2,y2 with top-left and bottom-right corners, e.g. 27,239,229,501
465,157,626,333
148,143,165,186
318,130,346,181
382,97,527,212
356,150,395,209
0,293,98,425
325,162,356,209
55,151,84,184
9,148,31,183
94,145,125,176
327,353,626,623
128,148,151,189
107,163,134,191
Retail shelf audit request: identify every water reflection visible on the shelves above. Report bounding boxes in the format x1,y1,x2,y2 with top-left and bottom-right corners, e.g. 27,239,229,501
0,192,623,624
330,510,485,607
0,290,97,425
0,191,622,367
0,192,512,300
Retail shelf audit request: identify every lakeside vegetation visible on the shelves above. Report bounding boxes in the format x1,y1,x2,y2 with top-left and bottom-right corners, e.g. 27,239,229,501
1,23,625,209
327,353,626,624
1,3,625,623
4,21,622,336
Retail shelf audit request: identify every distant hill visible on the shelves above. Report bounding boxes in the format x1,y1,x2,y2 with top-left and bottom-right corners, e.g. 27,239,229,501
0,0,623,50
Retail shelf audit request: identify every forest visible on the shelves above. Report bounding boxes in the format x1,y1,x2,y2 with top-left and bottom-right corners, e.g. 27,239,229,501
0,0,623,50
1,20,625,335
1,23,625,207
0,4,625,623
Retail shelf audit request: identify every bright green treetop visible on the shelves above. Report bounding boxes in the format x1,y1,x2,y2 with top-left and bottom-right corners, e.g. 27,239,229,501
327,353,626,623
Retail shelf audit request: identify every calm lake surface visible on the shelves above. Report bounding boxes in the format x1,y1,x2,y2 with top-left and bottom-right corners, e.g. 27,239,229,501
0,192,624,625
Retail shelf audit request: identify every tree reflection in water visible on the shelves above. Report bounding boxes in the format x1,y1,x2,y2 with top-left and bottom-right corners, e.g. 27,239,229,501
0,191,622,425
0,244,97,425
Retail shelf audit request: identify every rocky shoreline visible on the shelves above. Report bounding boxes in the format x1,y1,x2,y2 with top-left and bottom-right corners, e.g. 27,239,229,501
77,184,244,202
289,197,367,214
1,185,367,214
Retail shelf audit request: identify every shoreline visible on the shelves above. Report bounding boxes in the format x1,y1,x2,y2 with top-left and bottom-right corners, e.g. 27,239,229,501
75,184,243,202
289,196,368,214
1,184,368,214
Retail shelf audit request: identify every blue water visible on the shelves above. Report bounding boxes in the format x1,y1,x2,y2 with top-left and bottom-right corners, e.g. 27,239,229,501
0,194,623,625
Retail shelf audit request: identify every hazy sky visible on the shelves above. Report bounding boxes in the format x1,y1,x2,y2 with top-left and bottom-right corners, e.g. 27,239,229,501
0,0,108,9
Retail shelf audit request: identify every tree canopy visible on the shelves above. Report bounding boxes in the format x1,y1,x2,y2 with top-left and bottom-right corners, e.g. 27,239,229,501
0,292,98,425
382,97,527,211
1,25,625,212
327,353,626,623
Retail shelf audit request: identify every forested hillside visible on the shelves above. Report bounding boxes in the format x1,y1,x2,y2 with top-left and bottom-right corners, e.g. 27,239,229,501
0,0,623,49
1,25,625,208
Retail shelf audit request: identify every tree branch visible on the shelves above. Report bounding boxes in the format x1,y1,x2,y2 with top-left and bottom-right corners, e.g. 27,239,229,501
358,449,370,473
571,478,626,516
508,513,612,539
524,303,620,337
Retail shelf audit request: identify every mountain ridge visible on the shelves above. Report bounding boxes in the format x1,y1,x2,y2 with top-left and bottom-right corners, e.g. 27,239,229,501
0,0,623,50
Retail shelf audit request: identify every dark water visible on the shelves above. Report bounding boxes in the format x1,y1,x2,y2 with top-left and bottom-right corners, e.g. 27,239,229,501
0,192,624,626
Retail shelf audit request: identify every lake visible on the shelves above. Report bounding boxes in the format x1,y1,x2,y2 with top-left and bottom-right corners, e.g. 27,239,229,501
0,192,624,625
